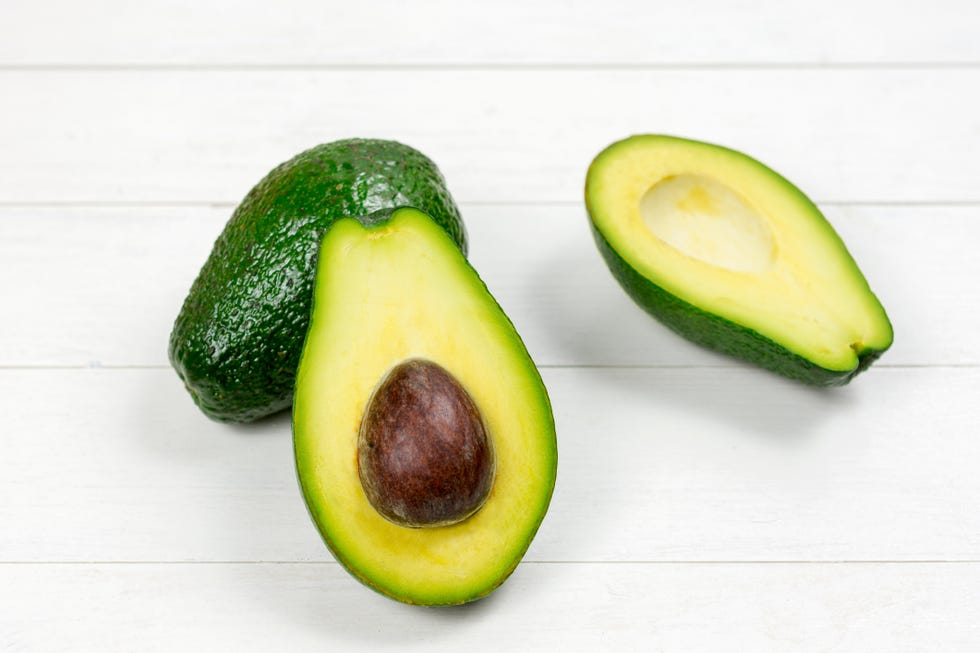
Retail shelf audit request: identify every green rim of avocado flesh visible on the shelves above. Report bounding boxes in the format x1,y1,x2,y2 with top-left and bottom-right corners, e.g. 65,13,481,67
293,207,557,606
585,135,892,385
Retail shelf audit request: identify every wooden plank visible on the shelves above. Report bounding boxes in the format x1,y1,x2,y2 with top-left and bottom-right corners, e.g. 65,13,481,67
1,1,976,647
0,70,978,204
1,562,977,651
2,367,978,562
1,0,978,65
0,204,969,367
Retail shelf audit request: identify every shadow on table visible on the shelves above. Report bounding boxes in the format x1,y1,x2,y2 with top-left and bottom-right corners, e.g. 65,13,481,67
520,230,859,565
528,231,855,442
218,558,510,646
133,367,526,641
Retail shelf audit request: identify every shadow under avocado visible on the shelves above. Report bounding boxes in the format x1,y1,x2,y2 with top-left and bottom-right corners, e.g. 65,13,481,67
224,407,293,435
529,220,851,443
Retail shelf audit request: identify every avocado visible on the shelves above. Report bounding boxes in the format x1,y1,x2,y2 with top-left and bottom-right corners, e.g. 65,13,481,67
293,207,557,606
585,135,892,384
169,139,466,422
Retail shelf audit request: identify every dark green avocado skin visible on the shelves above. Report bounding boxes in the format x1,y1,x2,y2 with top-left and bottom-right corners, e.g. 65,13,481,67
169,139,466,422
588,223,887,386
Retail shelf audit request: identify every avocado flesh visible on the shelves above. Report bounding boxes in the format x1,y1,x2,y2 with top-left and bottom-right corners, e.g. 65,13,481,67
586,135,892,383
169,139,466,423
293,207,557,606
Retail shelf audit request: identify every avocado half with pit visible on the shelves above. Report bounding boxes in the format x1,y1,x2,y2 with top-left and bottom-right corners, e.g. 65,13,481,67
586,135,892,384
293,207,557,605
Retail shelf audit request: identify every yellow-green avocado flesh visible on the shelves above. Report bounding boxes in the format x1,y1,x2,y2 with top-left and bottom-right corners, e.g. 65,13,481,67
586,135,893,385
293,207,557,606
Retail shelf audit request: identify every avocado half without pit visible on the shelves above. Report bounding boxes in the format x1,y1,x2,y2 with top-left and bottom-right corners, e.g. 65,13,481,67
293,207,557,606
586,135,893,384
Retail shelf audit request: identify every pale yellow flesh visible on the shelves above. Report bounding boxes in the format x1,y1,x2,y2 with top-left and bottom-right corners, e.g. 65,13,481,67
640,174,776,275
293,212,555,604
590,137,892,370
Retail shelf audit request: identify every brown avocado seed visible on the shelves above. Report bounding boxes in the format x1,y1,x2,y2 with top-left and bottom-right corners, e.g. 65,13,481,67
357,359,495,528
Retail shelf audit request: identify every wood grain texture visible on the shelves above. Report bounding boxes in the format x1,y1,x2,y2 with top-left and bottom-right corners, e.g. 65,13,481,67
1,0,978,65
3,366,978,563
0,69,978,204
0,204,971,367
2,562,978,652
2,0,979,648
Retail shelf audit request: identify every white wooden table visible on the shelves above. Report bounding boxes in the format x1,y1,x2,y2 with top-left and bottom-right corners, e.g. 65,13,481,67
2,1,979,649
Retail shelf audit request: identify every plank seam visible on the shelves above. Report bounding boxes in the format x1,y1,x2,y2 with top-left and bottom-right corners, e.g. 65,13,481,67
0,363,976,371
0,200,978,209
1,560,978,565
3,62,980,72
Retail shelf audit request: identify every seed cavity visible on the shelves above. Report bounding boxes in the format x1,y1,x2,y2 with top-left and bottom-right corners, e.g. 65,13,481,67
639,174,776,274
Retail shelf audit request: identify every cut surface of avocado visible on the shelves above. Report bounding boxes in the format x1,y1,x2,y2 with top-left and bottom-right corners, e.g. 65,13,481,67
639,173,776,274
586,135,892,384
292,207,557,606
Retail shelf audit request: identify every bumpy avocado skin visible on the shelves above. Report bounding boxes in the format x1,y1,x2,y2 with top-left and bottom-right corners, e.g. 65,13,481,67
169,139,466,422
588,223,889,386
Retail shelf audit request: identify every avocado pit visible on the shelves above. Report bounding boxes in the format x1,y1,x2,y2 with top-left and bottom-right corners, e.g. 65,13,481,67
358,358,495,528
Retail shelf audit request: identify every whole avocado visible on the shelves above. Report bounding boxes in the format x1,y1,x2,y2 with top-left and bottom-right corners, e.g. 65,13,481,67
169,139,466,422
